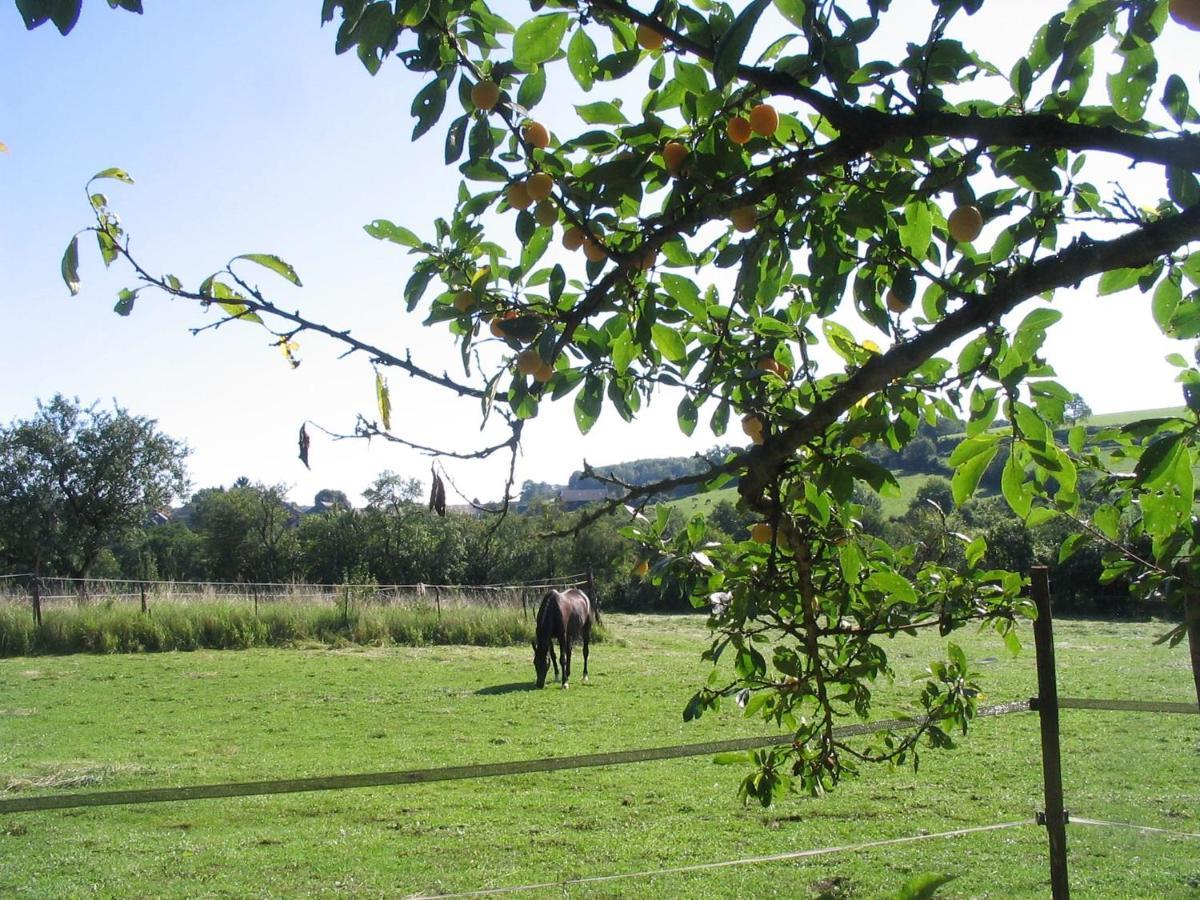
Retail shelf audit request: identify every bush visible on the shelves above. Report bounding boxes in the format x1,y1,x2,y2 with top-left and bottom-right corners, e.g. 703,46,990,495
0,599,538,657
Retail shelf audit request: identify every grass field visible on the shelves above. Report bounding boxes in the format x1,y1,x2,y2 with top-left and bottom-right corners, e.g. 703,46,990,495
1,614,1197,898
665,473,937,521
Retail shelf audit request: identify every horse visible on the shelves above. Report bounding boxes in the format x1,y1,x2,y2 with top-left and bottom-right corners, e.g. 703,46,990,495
532,588,597,689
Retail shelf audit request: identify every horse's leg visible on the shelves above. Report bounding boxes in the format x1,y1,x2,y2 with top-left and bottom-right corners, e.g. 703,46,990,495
582,622,590,683
560,636,571,689
549,642,559,678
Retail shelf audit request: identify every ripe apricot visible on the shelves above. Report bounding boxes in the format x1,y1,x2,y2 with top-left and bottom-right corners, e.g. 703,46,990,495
730,205,758,233
741,413,764,438
662,141,688,174
534,200,557,227
507,181,532,210
757,356,790,379
749,103,779,137
471,79,500,111
523,121,550,149
453,291,474,313
526,172,554,202
750,522,775,543
885,290,911,313
1170,0,1200,29
533,361,554,383
562,226,587,251
583,239,607,263
490,310,518,338
947,204,984,243
633,558,650,576
516,349,543,376
636,22,665,50
727,116,752,145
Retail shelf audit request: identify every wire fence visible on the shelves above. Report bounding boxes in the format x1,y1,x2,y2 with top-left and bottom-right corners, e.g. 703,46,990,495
0,572,590,613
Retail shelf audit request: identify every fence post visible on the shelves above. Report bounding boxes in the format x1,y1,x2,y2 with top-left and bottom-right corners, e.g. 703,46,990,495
1030,566,1070,900
29,570,42,628
1183,589,1200,712
434,586,442,623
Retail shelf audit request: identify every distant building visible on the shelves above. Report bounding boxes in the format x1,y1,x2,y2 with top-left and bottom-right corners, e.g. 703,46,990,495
557,489,609,510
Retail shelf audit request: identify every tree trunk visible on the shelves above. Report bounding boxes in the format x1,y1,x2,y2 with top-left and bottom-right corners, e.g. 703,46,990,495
1185,591,1200,712
30,559,42,628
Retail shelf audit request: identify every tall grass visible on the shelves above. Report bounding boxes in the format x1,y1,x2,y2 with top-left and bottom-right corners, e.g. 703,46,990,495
0,600,545,657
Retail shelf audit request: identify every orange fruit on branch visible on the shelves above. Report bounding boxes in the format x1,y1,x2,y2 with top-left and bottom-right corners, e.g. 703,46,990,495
662,141,689,174
749,103,779,137
730,205,758,233
750,522,775,543
562,225,587,251
727,116,752,145
533,360,554,383
523,121,550,149
516,349,544,376
534,200,557,227
583,239,607,263
633,558,650,576
1170,0,1200,29
947,204,984,243
471,79,500,111
636,22,665,50
507,181,533,210
526,172,554,202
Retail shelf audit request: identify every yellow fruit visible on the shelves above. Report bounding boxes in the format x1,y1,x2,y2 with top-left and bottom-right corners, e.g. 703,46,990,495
947,204,984,243
886,289,911,313
534,200,557,227
750,522,775,543
861,339,881,354
562,226,587,251
453,291,474,313
757,356,790,379
636,22,665,51
663,141,688,174
633,558,650,576
533,361,554,383
1170,0,1200,29
727,116,752,145
850,435,867,448
730,206,758,233
523,121,550,149
516,349,543,376
507,181,532,210
471,79,500,111
527,172,554,202
490,310,518,338
583,239,607,263
741,413,764,436
749,103,779,137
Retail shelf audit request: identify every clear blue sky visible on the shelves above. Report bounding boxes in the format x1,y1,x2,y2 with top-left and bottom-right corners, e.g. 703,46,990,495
1,1,1190,507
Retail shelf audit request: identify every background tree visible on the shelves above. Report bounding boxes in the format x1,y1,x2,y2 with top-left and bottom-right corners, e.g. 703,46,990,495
24,0,1200,800
0,395,188,605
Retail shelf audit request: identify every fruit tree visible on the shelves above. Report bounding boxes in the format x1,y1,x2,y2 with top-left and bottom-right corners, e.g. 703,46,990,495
19,0,1200,802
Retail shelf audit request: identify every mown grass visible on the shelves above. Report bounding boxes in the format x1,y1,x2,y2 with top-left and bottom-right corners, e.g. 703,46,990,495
0,614,1196,898
0,600,538,657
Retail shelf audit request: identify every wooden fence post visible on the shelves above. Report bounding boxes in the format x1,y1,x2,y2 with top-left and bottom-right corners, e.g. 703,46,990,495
1031,566,1070,900
29,570,42,628
434,586,442,623
1183,589,1200,712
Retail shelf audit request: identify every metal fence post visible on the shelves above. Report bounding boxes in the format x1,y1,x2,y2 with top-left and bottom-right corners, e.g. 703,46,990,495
1031,566,1070,900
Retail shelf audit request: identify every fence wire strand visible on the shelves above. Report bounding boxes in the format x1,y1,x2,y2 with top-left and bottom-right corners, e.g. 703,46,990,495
405,820,1036,899
1071,816,1200,839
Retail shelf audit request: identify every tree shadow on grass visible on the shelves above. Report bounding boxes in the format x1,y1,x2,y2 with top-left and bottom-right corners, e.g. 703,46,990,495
476,682,539,695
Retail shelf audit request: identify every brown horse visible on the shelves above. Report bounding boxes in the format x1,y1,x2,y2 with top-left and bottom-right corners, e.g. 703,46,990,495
532,588,596,689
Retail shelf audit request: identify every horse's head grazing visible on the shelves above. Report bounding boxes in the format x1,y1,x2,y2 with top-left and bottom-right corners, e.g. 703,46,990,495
532,638,551,688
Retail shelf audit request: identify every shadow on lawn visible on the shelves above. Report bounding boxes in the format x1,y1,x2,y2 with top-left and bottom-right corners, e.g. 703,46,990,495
476,682,539,695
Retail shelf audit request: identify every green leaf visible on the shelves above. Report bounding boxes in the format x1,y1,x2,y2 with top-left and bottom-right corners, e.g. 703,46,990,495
772,0,806,30
233,253,303,286
567,28,597,91
1001,449,1032,518
864,570,917,605
1152,276,1181,331
713,0,772,89
375,369,392,431
113,287,137,317
651,323,686,363
677,395,698,436
411,74,449,140
444,114,468,164
364,220,422,248
574,374,603,434
61,235,80,295
952,442,999,506
898,201,932,259
575,101,627,125
892,872,959,900
1106,40,1157,123
90,166,133,184
1134,432,1183,487
513,12,569,71
1012,308,1062,362
517,66,546,109
1163,74,1190,126
1097,267,1141,296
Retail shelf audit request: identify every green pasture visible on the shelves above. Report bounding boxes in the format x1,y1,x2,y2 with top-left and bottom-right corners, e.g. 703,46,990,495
1,614,1197,898
665,473,935,521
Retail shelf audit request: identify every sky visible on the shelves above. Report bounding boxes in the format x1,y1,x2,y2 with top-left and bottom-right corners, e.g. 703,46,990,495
1,1,1193,508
